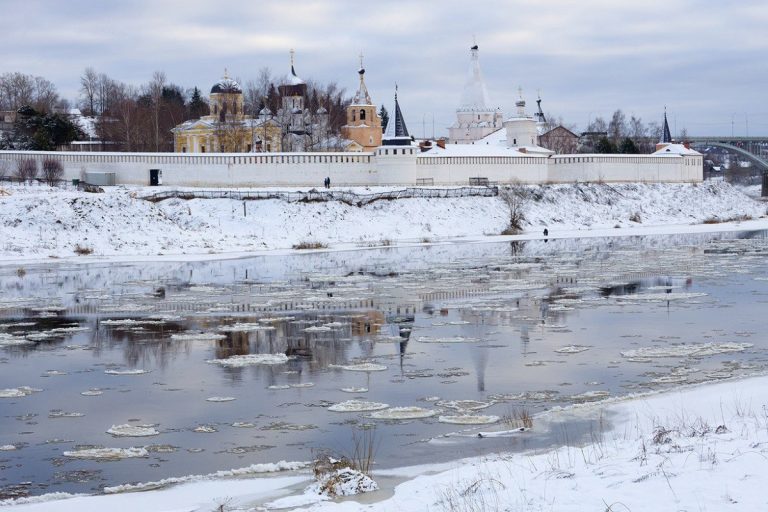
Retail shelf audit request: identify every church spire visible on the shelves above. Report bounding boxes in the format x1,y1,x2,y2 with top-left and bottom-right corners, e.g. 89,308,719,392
661,107,672,143
535,91,546,124
352,52,373,105
383,85,411,145
459,43,491,110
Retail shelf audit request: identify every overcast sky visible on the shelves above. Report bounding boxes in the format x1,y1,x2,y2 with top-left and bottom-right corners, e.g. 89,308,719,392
2,0,766,137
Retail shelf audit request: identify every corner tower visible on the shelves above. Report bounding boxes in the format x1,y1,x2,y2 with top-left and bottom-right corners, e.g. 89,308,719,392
448,44,503,144
341,55,382,151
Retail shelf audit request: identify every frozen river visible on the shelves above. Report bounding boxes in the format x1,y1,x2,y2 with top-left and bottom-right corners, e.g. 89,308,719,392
1,231,767,498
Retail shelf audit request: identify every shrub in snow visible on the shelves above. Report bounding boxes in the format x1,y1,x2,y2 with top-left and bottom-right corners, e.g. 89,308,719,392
42,158,63,186
311,456,378,497
14,158,37,182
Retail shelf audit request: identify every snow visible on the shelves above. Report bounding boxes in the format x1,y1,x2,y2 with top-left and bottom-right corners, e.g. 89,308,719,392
0,181,764,263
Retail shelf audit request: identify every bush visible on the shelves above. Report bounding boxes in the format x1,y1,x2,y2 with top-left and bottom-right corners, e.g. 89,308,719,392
74,244,93,255
629,212,642,223
14,159,37,182
292,241,328,250
41,158,64,186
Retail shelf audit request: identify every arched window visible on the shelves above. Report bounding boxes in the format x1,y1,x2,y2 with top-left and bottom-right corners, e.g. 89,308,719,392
213,104,218,115
352,110,356,122
360,109,366,121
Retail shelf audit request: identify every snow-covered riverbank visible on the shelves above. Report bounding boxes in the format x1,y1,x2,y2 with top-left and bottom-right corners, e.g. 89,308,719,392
6,373,767,511
0,181,765,263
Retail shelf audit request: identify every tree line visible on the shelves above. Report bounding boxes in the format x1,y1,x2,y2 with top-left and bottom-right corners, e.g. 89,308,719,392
0,67,352,152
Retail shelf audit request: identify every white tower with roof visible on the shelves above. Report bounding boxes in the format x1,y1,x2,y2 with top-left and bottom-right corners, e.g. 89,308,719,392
448,44,503,144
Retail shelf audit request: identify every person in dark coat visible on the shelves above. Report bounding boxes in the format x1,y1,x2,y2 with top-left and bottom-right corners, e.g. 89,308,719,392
543,228,549,237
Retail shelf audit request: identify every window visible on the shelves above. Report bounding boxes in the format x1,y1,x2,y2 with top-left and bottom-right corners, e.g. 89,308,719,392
201,145,206,153
360,109,366,121
182,147,187,153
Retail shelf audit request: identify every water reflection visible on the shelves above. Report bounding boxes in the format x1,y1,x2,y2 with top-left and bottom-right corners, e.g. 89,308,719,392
0,230,766,497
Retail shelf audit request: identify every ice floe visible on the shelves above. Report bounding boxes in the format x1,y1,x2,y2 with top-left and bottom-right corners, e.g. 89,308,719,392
104,369,150,375
0,386,41,398
417,336,481,343
341,387,368,393
327,400,389,412
193,426,217,433
0,444,17,451
436,399,495,411
331,363,387,372
554,345,591,354
107,424,160,437
369,407,436,420
170,332,226,342
207,353,290,367
438,414,500,425
621,342,753,359
206,396,236,402
63,447,149,460
217,323,276,332
80,389,103,396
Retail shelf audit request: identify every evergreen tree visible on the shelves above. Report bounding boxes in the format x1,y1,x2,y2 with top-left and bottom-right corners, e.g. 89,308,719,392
619,137,639,154
188,87,208,119
595,136,617,154
378,105,389,133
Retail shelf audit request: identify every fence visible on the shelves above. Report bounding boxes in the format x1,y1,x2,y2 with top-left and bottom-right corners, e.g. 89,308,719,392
140,186,500,206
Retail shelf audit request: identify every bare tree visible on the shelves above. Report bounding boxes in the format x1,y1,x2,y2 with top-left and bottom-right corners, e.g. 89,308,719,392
608,109,626,144
147,71,167,151
79,67,99,115
499,185,529,235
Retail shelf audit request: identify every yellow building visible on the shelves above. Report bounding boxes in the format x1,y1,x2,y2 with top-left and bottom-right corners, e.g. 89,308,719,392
340,62,382,151
172,73,282,153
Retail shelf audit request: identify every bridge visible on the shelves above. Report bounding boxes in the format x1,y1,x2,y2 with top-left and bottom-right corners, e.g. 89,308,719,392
687,136,768,171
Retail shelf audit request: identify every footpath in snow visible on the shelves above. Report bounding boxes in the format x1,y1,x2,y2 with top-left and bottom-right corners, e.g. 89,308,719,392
0,181,765,263
6,374,768,511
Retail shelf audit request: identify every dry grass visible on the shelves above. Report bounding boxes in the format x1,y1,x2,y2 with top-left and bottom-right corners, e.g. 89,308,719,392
16,267,26,278
292,241,328,250
703,214,753,224
73,244,93,255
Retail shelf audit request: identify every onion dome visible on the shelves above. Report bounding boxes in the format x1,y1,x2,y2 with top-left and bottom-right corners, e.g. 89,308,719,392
211,73,242,94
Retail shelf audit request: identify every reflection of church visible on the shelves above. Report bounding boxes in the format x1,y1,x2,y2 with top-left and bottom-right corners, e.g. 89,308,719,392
173,51,383,154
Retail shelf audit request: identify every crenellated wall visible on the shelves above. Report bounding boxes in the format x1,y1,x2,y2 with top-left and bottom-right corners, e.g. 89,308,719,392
0,149,702,187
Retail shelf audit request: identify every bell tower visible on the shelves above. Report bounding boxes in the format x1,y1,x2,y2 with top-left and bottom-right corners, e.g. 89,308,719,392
341,53,382,150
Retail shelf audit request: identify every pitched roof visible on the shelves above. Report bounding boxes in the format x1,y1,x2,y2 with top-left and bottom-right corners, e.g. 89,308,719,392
382,88,410,145
661,110,672,143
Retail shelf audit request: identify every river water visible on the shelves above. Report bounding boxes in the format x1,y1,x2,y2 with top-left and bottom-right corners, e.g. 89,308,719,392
1,231,767,498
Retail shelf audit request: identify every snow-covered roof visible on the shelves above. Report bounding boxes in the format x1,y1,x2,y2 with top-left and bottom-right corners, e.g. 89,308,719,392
286,65,305,86
653,143,702,156
351,68,373,106
420,142,548,158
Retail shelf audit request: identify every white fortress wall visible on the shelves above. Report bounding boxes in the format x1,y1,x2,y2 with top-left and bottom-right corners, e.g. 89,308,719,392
416,154,549,184
547,154,703,183
0,150,702,187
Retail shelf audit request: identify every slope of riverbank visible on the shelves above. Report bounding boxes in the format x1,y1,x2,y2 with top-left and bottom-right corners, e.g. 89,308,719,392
0,181,765,262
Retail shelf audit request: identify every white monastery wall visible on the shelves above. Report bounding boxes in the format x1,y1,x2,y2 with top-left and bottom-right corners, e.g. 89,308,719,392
0,150,702,187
